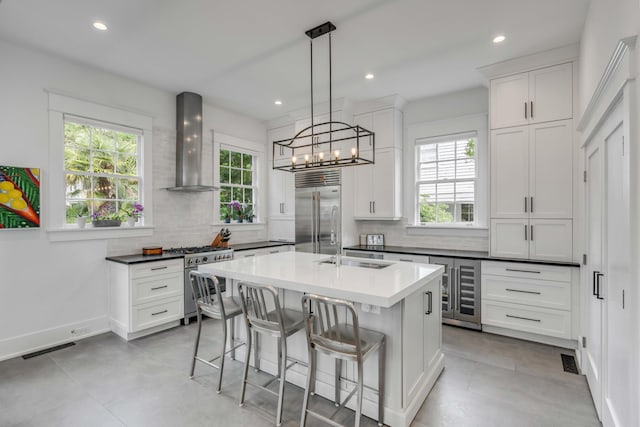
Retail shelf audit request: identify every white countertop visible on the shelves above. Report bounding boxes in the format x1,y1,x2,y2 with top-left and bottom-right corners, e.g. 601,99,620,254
199,252,444,307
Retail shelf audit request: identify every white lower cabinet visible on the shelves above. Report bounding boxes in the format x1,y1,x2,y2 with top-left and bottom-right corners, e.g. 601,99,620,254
481,260,578,346
234,245,292,259
108,258,184,340
402,275,441,405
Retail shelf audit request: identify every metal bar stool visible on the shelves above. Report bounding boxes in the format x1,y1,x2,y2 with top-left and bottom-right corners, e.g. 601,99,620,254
237,282,308,426
300,294,386,427
188,271,245,393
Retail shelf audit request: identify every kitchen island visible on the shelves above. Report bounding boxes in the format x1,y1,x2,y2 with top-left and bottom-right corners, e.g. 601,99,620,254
199,251,444,427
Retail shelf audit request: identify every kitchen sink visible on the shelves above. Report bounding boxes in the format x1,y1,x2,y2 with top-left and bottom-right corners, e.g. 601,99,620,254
319,257,391,269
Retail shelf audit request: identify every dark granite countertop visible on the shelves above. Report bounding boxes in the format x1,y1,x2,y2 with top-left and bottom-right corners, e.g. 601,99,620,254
343,245,579,267
230,241,295,251
105,252,185,265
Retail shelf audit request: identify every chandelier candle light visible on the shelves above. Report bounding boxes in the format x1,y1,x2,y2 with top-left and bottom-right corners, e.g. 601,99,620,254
272,21,375,172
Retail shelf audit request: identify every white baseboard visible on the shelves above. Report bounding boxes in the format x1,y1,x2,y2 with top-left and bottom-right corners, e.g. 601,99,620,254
482,324,578,349
0,316,110,362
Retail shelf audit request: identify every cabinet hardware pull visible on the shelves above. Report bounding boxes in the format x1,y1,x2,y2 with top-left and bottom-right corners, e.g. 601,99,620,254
505,268,541,274
505,288,541,295
592,270,599,296
399,259,414,262
524,102,528,119
151,285,168,291
596,272,604,300
530,196,534,213
506,314,540,322
372,201,375,214
269,250,279,254
425,291,433,315
455,267,461,312
151,266,168,271
151,309,168,316
530,101,534,119
245,254,255,257
524,197,528,213
524,224,528,241
530,225,534,241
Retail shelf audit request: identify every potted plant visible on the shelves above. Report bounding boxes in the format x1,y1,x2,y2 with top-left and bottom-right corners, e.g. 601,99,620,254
221,204,232,223
68,203,89,228
91,203,124,227
122,202,144,226
228,200,242,223
243,205,255,223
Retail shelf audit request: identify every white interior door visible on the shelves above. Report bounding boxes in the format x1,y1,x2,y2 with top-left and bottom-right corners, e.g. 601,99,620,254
584,140,604,418
603,117,633,427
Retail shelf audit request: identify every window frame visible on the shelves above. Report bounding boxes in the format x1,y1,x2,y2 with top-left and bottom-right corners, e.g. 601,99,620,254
415,131,478,226
47,92,153,241
218,146,257,221
63,115,144,225
404,113,488,231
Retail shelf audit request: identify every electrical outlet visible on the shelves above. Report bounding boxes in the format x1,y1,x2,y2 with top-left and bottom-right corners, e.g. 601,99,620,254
71,326,90,335
370,305,381,315
361,303,371,312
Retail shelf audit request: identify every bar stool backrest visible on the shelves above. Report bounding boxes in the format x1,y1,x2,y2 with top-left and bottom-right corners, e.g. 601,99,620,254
301,294,362,361
189,271,226,319
237,282,286,338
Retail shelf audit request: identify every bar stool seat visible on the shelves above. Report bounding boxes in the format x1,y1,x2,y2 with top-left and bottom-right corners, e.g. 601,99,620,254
301,294,386,427
188,271,246,393
237,282,309,426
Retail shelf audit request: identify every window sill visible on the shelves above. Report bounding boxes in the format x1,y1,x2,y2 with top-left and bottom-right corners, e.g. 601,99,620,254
406,225,488,238
47,225,154,242
213,222,265,230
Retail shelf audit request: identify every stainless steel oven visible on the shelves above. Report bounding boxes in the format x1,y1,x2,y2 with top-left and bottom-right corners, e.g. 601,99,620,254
165,246,234,324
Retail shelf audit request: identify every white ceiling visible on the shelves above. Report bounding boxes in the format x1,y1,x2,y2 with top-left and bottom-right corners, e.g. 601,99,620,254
0,0,590,121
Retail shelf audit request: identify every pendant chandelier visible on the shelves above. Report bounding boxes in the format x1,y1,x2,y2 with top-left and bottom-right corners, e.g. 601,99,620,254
272,21,375,172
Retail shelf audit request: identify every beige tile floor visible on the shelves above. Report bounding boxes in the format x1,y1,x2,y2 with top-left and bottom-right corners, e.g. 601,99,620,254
0,322,600,427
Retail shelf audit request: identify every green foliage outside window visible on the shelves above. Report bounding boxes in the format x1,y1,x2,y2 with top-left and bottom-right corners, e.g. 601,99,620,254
219,149,255,221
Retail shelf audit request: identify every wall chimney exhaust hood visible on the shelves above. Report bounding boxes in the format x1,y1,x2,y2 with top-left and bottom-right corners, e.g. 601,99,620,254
166,92,218,192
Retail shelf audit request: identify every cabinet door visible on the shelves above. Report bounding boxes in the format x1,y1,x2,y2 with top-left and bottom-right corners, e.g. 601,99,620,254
490,72,529,129
269,125,294,168
529,120,573,218
490,219,529,259
429,257,455,320
353,161,373,218
372,109,395,149
453,259,481,324
529,63,573,124
353,113,375,151
528,219,572,262
370,149,400,219
423,278,442,377
490,126,529,218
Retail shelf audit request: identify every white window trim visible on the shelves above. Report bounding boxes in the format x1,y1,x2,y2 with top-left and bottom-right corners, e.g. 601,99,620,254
213,132,266,227
47,92,154,241
404,113,488,230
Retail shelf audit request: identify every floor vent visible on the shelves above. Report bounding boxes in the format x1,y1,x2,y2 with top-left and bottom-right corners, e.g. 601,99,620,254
561,354,579,374
22,342,75,359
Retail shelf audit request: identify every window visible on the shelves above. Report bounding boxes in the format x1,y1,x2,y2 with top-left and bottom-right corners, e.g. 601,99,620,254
416,132,477,225
63,116,142,224
219,147,256,221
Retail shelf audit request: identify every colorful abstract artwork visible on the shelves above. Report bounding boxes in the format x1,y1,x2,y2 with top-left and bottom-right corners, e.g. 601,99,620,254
0,166,40,229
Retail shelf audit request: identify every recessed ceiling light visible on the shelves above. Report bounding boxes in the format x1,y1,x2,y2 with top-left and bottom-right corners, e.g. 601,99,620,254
274,100,282,106
493,35,506,44
365,73,374,80
93,22,108,31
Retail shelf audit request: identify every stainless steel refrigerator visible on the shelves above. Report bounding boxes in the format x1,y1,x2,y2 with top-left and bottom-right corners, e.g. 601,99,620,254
295,170,341,254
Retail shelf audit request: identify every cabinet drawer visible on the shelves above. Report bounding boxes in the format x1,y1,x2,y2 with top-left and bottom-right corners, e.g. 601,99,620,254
481,261,570,282
132,296,183,332
482,300,571,339
383,253,429,264
482,275,570,310
131,259,183,279
132,273,183,306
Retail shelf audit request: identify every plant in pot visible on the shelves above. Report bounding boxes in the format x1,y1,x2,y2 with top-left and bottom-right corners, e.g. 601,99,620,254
228,200,242,223
121,202,144,226
221,204,233,223
243,205,255,223
91,203,124,227
68,203,90,228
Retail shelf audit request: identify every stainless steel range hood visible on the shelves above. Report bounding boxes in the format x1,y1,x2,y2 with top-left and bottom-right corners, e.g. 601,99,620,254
166,92,218,192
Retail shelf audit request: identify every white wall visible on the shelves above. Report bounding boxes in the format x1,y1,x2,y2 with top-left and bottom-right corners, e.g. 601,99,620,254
355,87,489,251
0,40,266,360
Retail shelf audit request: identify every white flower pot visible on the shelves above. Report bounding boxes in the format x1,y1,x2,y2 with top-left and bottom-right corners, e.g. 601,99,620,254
127,217,136,227
76,217,87,229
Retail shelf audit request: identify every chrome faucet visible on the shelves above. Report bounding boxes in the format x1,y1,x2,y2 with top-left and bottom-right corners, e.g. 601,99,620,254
330,205,341,266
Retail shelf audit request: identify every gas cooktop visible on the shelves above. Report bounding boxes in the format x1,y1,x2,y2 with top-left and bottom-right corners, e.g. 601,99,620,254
165,246,228,255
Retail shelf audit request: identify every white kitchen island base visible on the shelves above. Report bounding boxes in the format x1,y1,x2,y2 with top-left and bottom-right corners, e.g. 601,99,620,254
200,252,444,427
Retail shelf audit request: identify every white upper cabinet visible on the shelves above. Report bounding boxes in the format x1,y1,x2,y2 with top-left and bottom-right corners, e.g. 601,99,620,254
268,125,295,219
352,107,403,220
490,63,573,129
